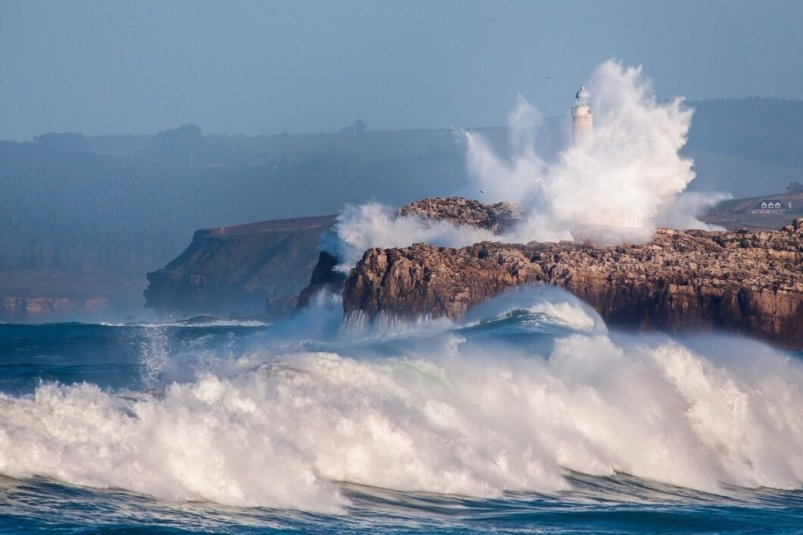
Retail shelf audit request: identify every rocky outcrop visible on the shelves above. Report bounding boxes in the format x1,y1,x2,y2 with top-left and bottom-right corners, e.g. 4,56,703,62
297,197,517,305
144,215,335,318
343,219,803,349
296,251,347,309
398,196,519,232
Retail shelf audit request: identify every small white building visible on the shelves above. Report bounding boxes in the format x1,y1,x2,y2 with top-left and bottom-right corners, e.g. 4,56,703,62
751,199,792,214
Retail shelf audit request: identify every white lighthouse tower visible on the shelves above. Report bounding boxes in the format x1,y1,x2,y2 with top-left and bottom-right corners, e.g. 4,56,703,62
571,85,593,141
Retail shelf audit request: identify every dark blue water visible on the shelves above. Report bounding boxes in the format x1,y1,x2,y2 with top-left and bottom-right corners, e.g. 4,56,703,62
0,292,801,533
2,474,802,534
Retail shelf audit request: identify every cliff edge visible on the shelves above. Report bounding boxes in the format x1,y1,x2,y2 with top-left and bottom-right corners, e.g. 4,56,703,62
342,216,803,349
145,215,335,318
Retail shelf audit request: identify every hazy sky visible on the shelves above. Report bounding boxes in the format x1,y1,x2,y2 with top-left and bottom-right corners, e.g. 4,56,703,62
2,0,803,140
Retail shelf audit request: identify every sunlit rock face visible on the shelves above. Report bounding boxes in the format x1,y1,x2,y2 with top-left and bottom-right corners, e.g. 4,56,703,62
343,218,803,349
397,196,520,233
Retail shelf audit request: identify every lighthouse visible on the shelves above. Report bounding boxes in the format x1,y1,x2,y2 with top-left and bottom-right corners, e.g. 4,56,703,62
571,85,593,141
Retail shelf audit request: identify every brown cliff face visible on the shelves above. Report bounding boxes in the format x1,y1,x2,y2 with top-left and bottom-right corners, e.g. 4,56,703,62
296,197,519,306
343,219,803,349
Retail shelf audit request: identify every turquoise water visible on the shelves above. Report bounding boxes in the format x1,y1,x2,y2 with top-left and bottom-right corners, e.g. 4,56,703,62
0,289,801,533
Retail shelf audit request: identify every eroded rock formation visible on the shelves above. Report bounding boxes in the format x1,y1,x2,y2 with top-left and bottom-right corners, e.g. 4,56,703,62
342,219,803,349
398,196,519,233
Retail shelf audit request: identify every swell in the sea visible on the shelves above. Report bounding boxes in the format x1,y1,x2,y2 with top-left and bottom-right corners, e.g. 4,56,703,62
0,287,801,520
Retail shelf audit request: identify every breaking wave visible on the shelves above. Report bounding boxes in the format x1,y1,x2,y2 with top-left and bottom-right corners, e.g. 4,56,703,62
0,289,801,513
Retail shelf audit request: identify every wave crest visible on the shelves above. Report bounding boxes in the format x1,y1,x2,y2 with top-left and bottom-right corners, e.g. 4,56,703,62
1,293,801,512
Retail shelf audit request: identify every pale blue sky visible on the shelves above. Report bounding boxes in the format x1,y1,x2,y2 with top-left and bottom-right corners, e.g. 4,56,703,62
1,0,802,140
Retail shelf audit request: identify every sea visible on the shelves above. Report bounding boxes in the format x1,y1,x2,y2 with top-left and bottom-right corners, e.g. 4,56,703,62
0,287,801,534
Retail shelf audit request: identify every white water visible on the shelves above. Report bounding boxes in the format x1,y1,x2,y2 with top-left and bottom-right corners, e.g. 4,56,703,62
0,61,792,514
465,60,714,244
0,291,801,513
331,60,727,268
332,202,497,270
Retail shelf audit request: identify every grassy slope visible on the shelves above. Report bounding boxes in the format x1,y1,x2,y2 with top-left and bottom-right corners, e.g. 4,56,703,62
701,192,803,230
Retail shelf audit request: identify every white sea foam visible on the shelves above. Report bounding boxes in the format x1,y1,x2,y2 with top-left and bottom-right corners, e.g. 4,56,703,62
333,202,496,269
0,291,801,513
0,62,792,515
467,59,724,244
330,59,727,264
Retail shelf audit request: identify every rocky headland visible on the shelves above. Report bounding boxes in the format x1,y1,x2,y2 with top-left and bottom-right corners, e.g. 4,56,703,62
144,215,336,318
303,197,802,348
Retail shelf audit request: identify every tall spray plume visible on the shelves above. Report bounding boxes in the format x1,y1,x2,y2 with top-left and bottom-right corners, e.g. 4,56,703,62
333,60,723,267
465,59,722,244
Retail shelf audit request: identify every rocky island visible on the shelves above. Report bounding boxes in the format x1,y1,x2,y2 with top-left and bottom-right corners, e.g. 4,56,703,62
305,197,803,349
143,195,801,348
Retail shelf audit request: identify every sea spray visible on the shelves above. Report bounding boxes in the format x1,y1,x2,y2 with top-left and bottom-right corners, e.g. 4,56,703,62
333,202,496,269
466,59,715,243
0,290,801,513
462,94,549,205
138,326,170,390
332,59,726,264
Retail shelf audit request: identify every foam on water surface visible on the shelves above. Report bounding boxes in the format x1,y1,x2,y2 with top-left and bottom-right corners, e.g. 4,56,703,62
0,289,801,515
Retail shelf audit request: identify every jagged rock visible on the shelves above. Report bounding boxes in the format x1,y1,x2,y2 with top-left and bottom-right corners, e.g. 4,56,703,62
297,197,517,305
398,196,519,233
343,219,803,349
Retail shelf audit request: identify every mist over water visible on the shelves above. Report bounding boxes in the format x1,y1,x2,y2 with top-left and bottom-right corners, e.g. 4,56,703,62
332,60,727,262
